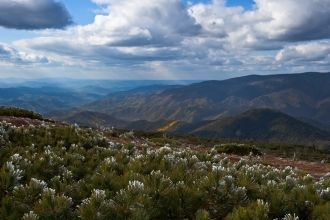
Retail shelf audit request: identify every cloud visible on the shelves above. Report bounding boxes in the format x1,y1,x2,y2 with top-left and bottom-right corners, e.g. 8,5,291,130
14,0,201,63
0,0,72,30
2,0,330,79
276,42,330,62
81,0,201,47
0,43,49,64
188,0,330,50
0,44,12,59
252,0,330,41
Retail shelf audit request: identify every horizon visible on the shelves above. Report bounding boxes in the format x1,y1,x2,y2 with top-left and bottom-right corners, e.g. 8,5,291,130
1,71,330,83
0,0,329,80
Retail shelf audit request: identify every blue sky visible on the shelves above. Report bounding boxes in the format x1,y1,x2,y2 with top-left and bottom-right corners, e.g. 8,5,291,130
0,0,329,80
63,0,255,25
64,0,98,25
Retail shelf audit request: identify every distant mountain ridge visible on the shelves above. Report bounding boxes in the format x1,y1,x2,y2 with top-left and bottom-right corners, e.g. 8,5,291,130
0,87,98,114
0,81,190,115
83,72,330,125
2,72,330,146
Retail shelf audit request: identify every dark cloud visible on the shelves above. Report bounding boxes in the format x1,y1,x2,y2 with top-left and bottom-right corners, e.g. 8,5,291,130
280,23,330,42
0,0,72,30
24,38,183,64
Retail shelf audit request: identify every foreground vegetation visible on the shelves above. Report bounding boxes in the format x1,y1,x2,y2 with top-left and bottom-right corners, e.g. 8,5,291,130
0,107,43,120
0,121,329,219
135,131,330,162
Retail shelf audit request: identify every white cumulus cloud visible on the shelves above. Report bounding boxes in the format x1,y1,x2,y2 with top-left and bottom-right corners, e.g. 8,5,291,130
1,0,330,78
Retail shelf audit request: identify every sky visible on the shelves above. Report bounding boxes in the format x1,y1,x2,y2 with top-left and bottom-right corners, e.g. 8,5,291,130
0,0,329,80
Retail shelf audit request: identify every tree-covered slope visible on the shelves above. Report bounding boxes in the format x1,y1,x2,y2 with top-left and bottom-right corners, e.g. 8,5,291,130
171,109,330,145
61,109,330,147
0,107,43,120
84,72,330,124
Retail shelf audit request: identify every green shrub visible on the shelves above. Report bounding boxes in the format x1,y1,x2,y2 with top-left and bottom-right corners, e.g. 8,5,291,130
195,209,210,220
33,189,74,220
0,122,329,219
226,200,269,220
214,144,262,156
312,203,330,220
0,107,43,120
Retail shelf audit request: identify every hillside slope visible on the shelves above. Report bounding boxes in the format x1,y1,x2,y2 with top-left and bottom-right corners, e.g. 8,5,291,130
64,110,168,131
84,72,330,124
170,109,330,145
61,108,330,146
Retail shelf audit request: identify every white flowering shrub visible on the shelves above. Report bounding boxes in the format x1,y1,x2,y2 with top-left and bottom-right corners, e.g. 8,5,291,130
227,199,270,220
0,122,10,144
34,189,73,219
22,211,39,220
0,123,329,219
282,213,299,220
77,189,115,219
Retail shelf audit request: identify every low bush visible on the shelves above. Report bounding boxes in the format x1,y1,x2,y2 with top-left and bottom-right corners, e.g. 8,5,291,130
0,107,43,120
0,122,329,219
214,143,262,156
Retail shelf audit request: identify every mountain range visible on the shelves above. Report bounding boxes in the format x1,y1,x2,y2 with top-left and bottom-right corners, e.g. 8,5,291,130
1,72,330,146
55,72,330,146
169,109,330,145
0,80,193,114
62,108,330,147
81,72,330,125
